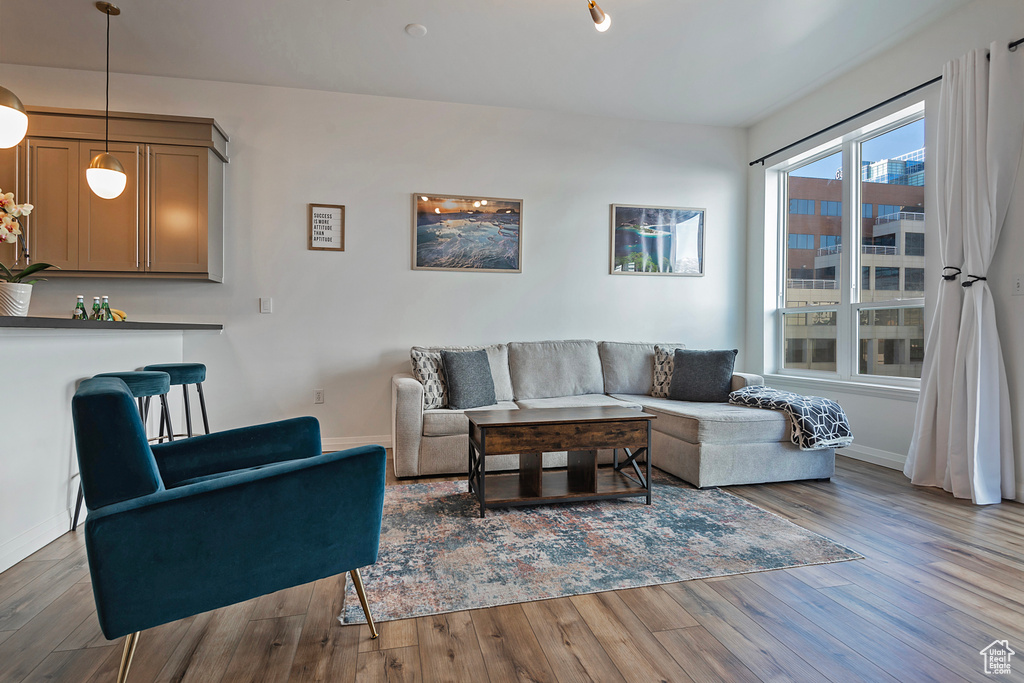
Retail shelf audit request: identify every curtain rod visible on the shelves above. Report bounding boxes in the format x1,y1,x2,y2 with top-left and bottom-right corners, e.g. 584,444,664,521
749,35,1024,167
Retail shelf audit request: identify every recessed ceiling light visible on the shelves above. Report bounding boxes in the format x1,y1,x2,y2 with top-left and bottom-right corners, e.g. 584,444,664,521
405,24,427,38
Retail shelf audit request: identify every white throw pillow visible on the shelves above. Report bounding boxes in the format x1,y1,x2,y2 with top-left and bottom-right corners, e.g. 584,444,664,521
652,344,686,398
410,348,447,409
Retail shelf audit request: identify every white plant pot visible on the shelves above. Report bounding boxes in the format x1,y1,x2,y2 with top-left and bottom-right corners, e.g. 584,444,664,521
0,282,32,316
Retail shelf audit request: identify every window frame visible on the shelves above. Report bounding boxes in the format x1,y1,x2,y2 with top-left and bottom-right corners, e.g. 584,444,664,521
773,105,925,389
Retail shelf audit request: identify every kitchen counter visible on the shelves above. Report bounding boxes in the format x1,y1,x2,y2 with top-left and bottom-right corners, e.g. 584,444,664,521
0,316,223,331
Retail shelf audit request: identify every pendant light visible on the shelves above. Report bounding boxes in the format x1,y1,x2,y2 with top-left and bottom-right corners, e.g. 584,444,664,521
87,2,126,200
0,86,28,149
588,1,611,32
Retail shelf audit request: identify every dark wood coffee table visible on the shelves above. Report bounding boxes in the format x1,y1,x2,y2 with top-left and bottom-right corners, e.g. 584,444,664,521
466,406,655,517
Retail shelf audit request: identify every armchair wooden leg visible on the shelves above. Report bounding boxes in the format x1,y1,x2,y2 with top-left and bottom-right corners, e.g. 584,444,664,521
116,631,140,683
350,568,378,639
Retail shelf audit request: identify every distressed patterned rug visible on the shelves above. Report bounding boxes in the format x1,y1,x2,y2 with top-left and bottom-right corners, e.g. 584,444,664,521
341,470,860,624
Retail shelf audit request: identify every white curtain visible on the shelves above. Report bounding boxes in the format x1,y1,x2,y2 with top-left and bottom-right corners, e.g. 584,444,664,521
905,42,1023,504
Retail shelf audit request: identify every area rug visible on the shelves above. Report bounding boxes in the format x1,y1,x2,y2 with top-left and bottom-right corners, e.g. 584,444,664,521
341,470,861,624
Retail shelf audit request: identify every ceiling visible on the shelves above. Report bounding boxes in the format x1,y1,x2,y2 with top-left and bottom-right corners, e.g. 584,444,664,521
1,0,968,127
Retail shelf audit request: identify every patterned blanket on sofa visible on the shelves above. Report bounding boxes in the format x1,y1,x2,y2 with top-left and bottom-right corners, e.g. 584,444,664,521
728,386,854,451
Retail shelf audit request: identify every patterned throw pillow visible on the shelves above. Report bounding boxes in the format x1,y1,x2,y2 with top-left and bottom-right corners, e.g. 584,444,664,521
652,344,685,397
410,348,447,409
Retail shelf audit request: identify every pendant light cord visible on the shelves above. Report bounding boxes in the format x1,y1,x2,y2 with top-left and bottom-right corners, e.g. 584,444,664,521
104,8,110,153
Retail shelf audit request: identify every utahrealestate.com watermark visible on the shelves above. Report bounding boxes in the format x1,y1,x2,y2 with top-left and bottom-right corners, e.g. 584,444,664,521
980,640,1015,675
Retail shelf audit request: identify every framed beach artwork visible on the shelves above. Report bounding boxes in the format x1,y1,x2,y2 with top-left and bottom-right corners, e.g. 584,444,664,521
610,204,705,276
412,194,522,272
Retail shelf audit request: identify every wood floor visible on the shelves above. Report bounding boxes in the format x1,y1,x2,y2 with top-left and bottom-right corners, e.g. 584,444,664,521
2,455,1023,683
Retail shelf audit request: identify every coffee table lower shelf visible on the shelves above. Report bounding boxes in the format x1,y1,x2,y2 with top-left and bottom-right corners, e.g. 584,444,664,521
480,468,648,507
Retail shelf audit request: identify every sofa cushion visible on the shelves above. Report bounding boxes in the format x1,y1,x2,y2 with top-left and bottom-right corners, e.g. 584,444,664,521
652,344,687,398
669,349,738,403
610,394,789,445
515,394,643,410
422,401,519,437
410,348,447,409
508,340,604,399
412,344,514,403
441,349,497,410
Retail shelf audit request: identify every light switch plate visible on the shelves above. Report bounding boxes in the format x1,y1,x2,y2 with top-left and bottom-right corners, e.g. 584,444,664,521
1014,275,1023,297
259,297,273,313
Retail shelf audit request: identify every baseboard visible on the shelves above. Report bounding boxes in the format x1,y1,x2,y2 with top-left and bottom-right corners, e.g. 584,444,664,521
0,512,70,574
322,435,392,452
837,444,906,471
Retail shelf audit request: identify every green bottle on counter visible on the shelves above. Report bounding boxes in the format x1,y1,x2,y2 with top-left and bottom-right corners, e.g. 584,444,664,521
89,297,101,320
72,295,88,320
100,296,114,322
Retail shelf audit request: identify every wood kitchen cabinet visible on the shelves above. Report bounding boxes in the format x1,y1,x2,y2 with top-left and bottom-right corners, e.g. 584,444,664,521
28,139,80,271
78,141,144,272
147,145,208,274
0,145,20,269
3,107,227,281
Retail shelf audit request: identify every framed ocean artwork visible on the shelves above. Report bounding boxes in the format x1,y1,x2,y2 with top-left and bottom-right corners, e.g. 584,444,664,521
412,194,522,272
610,204,705,276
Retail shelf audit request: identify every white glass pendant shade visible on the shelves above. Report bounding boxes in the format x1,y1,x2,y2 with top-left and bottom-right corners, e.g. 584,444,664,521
87,152,127,199
0,86,29,149
588,1,611,32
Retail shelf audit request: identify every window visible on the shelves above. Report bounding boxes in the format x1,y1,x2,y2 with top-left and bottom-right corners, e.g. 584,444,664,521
875,267,900,290
789,199,815,215
812,339,836,364
777,108,925,383
788,234,814,249
904,267,925,292
821,200,842,217
906,232,925,256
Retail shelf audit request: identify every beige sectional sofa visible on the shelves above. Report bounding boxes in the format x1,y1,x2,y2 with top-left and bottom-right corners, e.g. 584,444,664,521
391,340,835,487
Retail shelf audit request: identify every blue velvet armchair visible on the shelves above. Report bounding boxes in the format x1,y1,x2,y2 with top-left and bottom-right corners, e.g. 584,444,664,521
72,377,387,682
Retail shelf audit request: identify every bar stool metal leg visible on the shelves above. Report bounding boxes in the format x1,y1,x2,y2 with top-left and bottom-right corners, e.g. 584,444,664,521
196,382,211,434
71,485,84,531
182,385,194,438
159,394,175,443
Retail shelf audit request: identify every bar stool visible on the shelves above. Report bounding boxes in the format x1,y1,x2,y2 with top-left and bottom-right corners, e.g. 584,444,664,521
72,370,172,531
143,363,210,438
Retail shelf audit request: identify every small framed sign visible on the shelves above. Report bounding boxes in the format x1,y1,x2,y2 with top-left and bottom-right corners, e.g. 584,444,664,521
308,204,345,251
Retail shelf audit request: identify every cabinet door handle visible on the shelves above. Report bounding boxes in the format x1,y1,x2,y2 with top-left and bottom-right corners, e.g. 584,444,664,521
22,139,30,266
146,147,151,269
135,146,139,269
14,143,19,266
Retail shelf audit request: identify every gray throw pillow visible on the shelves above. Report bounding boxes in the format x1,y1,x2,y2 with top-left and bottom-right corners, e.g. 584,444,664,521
441,349,497,410
668,349,738,403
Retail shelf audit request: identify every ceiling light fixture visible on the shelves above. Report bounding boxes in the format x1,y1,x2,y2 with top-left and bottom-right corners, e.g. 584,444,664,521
405,24,427,38
0,86,28,149
588,1,611,32
86,2,127,200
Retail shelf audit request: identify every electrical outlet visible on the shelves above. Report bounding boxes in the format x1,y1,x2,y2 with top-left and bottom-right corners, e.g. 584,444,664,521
1014,275,1023,297
313,389,325,405
259,297,273,313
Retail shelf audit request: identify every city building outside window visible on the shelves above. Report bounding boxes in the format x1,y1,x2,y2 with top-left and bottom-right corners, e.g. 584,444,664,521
789,198,815,215
788,234,815,249
778,107,925,383
821,200,843,217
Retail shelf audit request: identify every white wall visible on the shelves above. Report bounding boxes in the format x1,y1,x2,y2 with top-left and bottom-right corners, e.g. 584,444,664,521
0,329,185,572
745,0,1024,499
1,65,749,446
